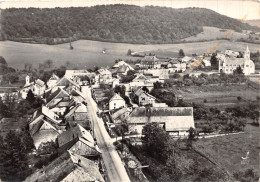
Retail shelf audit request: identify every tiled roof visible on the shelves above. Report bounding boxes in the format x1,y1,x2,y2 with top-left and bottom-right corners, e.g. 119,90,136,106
49,73,60,80
129,107,193,117
111,107,129,120
24,151,104,182
109,93,125,103
58,124,94,147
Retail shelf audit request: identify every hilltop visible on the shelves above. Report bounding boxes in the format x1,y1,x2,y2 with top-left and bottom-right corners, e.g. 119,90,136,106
0,5,259,44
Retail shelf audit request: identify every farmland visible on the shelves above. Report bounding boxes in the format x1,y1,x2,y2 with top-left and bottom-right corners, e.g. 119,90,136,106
193,124,259,174
0,40,259,69
177,84,259,109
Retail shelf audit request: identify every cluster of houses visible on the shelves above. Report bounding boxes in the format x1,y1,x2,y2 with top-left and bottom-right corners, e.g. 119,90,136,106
25,72,104,181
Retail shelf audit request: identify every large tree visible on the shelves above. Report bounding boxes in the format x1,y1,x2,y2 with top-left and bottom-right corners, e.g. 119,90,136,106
26,89,35,103
142,123,175,162
0,131,30,181
178,49,185,58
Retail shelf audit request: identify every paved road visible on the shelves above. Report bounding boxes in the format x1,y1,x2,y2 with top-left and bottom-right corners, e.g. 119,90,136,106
82,86,131,182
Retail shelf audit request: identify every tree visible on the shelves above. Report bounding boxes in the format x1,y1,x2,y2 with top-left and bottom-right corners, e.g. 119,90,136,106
0,56,7,66
237,96,242,102
26,89,35,103
210,54,218,70
126,49,132,56
0,131,30,181
21,131,35,153
142,123,173,162
3,72,19,83
114,85,126,97
142,86,149,93
178,49,185,58
187,127,197,148
234,66,243,75
44,59,54,69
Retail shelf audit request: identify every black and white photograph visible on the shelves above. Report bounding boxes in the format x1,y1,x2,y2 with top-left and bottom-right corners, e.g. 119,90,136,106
0,0,259,181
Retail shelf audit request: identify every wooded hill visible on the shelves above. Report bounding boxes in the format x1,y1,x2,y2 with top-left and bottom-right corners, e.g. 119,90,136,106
1,5,259,44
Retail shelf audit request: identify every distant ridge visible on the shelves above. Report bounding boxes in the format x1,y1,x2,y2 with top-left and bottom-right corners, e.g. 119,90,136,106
0,5,259,44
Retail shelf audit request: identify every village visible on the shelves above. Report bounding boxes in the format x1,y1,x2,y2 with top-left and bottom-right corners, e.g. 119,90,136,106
0,45,259,182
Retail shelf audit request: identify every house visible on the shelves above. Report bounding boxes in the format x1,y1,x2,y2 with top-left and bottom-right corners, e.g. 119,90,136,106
47,73,60,89
45,88,73,109
64,70,96,83
111,61,134,75
218,46,255,75
20,75,46,99
72,75,90,86
29,106,64,149
139,92,156,106
138,56,158,69
57,124,100,157
0,88,19,103
51,76,80,94
110,107,132,123
129,74,154,91
25,151,104,182
64,103,91,129
126,107,195,136
224,49,240,57
109,93,126,110
134,89,156,106
97,68,113,84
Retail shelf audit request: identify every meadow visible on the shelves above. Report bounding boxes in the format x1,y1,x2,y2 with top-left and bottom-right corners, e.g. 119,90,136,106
193,124,259,174
0,39,259,69
178,85,259,109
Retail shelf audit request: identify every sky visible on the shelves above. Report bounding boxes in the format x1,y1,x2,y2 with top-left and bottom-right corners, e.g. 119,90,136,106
0,0,259,20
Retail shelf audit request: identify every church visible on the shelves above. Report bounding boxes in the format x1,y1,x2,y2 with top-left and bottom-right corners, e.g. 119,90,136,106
218,46,255,75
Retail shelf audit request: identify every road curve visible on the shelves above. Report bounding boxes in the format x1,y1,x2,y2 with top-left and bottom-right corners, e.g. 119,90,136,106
82,86,131,182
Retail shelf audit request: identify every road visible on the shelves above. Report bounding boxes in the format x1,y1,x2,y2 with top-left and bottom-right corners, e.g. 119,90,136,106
82,86,131,182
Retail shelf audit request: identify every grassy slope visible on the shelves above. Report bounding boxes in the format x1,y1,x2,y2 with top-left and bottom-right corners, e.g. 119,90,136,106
193,124,259,174
0,40,259,69
177,85,259,108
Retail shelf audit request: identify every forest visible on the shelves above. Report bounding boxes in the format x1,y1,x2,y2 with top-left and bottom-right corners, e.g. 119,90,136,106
1,5,259,44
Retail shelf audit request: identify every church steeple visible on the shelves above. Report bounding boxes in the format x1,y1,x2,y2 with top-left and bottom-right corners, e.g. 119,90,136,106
244,45,250,60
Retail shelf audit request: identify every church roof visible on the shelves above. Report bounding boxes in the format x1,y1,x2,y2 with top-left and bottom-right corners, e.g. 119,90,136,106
224,57,247,65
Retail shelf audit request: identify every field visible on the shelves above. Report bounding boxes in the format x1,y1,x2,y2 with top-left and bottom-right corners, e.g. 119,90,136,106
193,124,259,174
177,85,259,109
182,26,251,42
0,40,259,69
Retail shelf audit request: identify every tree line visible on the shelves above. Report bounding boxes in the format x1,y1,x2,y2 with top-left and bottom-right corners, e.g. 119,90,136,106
1,5,259,44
